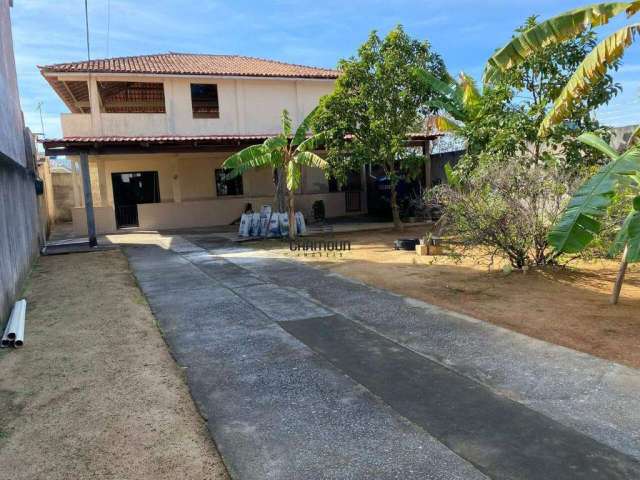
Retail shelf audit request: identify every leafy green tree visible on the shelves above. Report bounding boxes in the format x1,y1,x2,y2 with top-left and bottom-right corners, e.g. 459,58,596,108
548,133,640,303
451,17,621,173
484,3,638,136
314,25,446,229
223,109,327,239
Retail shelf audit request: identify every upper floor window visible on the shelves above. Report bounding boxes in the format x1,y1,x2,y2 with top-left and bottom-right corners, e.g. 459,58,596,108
191,84,219,118
215,169,243,196
97,81,166,113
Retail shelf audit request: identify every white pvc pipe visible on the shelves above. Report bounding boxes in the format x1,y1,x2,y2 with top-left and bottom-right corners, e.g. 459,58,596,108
11,300,26,348
1,300,26,348
1,311,16,347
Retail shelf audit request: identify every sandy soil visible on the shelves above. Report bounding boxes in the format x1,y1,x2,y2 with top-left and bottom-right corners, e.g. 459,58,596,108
255,226,640,369
0,250,228,480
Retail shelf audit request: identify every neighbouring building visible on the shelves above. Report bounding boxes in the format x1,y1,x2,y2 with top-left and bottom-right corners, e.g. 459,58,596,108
40,53,436,236
0,0,42,322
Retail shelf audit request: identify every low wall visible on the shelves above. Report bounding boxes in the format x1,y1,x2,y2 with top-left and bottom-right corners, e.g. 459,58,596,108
51,172,74,222
71,206,117,235
71,192,349,234
139,192,347,230
0,154,40,322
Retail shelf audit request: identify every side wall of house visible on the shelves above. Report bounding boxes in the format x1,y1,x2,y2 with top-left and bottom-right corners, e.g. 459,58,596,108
0,0,41,322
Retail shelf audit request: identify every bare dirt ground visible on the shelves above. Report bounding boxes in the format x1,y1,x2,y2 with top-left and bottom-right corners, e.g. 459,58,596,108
0,249,228,480
255,226,640,369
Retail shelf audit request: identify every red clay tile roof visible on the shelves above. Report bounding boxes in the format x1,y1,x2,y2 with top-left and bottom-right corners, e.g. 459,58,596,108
39,53,339,79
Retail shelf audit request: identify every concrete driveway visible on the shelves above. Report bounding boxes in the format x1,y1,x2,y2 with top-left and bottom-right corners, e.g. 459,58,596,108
123,234,640,479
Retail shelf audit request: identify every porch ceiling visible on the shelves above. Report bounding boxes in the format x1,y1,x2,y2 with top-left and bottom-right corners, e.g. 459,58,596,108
41,133,438,157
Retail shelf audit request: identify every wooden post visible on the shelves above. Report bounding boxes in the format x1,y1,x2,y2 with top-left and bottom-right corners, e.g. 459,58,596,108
611,244,628,304
79,151,97,247
423,139,432,189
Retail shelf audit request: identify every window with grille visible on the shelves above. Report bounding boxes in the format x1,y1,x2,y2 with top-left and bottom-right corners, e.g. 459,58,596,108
97,81,166,113
215,169,243,196
191,84,219,118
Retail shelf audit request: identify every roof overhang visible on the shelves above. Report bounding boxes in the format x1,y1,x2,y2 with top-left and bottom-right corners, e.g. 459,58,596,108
42,133,438,157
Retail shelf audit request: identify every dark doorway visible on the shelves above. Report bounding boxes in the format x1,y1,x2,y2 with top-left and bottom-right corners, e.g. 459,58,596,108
111,171,160,228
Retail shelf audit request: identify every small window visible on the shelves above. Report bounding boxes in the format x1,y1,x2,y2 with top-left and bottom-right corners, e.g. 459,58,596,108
191,84,219,118
215,169,243,196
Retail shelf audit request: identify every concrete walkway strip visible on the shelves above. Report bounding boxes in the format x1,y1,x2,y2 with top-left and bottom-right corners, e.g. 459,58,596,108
280,315,640,480
124,236,640,479
213,248,640,461
125,244,489,479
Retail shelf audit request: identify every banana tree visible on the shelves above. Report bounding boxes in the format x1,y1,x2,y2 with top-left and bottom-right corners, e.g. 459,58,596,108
223,109,327,239
548,132,640,303
483,1,640,137
417,69,482,134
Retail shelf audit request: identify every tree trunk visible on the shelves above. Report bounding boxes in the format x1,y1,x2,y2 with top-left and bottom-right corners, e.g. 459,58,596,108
390,181,403,231
273,168,286,212
611,244,629,305
287,189,296,240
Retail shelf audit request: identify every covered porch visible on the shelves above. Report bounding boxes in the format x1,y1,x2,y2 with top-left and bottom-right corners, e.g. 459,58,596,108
43,133,435,244
43,134,374,240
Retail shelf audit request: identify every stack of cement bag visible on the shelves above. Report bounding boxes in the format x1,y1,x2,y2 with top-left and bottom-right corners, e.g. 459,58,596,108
239,205,306,238
1,299,26,348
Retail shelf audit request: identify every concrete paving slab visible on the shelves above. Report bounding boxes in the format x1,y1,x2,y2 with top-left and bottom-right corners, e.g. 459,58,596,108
122,234,640,478
281,315,640,479
126,245,489,479
178,323,489,480
235,258,640,460
238,283,333,321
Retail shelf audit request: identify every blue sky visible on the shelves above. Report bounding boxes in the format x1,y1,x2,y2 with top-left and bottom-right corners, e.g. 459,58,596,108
10,0,640,139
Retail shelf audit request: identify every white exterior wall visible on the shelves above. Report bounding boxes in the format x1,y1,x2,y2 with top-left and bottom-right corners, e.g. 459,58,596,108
0,0,26,166
55,73,335,137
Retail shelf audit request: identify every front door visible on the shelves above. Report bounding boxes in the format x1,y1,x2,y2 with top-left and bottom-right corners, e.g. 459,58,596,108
111,171,160,228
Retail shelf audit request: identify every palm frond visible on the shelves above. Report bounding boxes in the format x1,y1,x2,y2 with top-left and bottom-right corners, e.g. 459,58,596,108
484,2,632,84
295,151,328,169
539,24,640,136
548,135,640,253
627,124,640,147
296,131,326,153
577,132,620,160
286,161,302,191
433,115,461,133
223,144,274,178
281,109,292,137
609,206,640,261
292,107,319,146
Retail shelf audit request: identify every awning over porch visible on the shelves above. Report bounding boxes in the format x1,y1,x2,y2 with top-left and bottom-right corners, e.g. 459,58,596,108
41,133,438,157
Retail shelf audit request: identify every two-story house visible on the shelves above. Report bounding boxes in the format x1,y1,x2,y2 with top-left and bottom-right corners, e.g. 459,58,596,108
40,53,367,237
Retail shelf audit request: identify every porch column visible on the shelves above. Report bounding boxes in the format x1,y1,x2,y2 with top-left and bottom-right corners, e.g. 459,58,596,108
423,139,432,189
79,151,97,247
97,157,108,206
170,157,182,203
71,158,82,207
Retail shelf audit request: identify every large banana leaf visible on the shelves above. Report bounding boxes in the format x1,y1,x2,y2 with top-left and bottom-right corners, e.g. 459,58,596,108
433,115,460,133
548,134,640,253
539,24,640,136
286,161,302,191
609,201,640,261
292,107,318,146
294,150,328,169
223,143,276,178
296,131,326,153
484,2,636,84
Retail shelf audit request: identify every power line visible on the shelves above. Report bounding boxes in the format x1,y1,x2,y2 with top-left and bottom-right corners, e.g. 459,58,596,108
106,0,110,57
84,0,91,62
